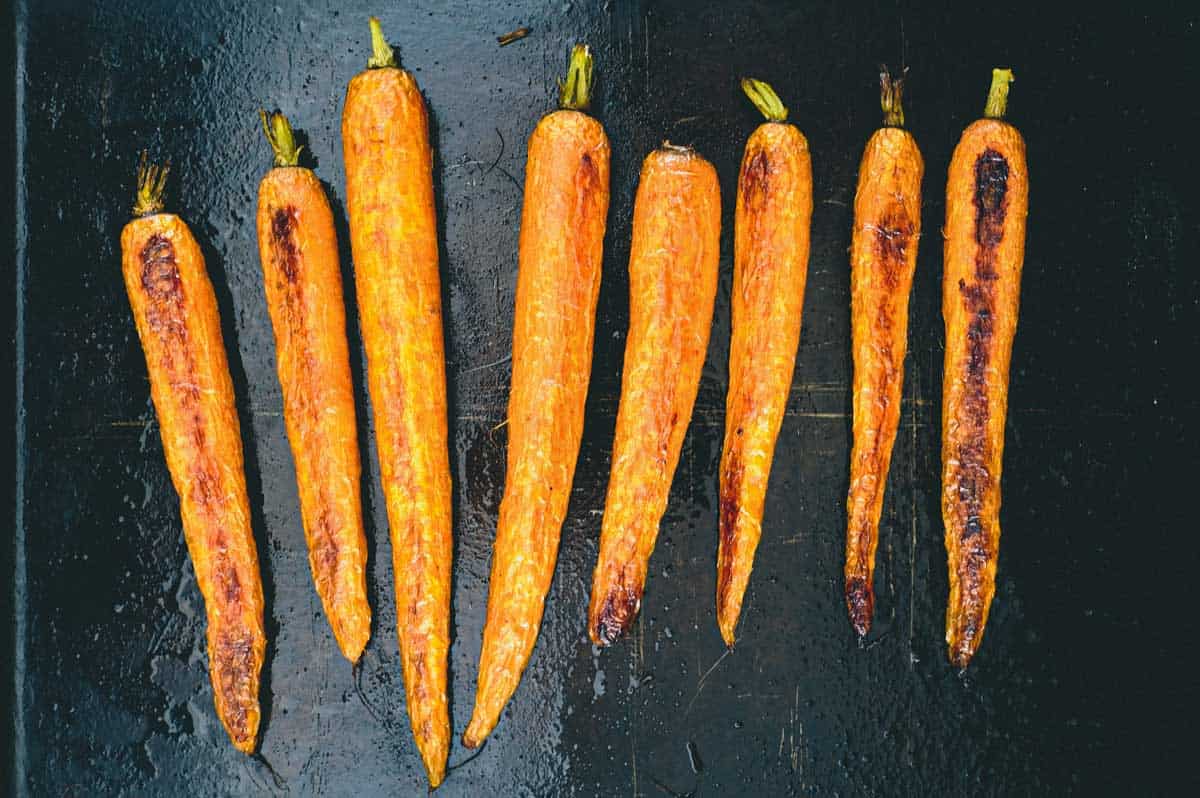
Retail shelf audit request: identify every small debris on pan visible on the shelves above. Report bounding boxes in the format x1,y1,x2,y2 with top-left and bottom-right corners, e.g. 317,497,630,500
498,27,531,46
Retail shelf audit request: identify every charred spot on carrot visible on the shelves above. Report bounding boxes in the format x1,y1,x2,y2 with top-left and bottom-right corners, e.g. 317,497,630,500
270,207,301,284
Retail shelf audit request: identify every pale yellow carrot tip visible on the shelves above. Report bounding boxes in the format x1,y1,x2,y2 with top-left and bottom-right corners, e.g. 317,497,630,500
741,78,788,122
132,150,170,218
880,66,906,128
983,67,1015,119
259,109,303,168
558,44,594,111
367,16,397,69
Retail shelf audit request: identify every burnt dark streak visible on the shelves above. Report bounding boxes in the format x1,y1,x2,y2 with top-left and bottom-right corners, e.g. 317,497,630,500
595,578,641,645
952,148,1009,631
269,202,342,580
139,235,217,510
845,577,873,636
213,628,256,740
718,444,743,599
140,232,252,723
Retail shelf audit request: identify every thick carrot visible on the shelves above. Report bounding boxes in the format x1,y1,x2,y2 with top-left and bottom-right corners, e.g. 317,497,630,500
942,69,1027,668
716,80,812,647
844,71,924,637
341,18,452,786
256,111,370,663
463,44,610,748
120,155,265,753
587,144,721,646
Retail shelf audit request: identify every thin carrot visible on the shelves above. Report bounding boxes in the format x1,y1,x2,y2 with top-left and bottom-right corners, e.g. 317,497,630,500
120,154,265,753
587,143,721,646
942,69,1028,668
716,79,813,647
342,18,452,786
844,70,925,637
464,44,610,748
256,110,370,663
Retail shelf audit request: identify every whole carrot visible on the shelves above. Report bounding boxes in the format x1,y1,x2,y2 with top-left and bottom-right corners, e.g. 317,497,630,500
256,110,370,663
464,44,610,748
342,18,452,786
120,154,265,753
716,80,812,647
844,70,924,637
587,144,721,646
942,69,1027,668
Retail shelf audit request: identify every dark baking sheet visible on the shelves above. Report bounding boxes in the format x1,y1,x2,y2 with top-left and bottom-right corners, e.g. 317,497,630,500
6,1,1199,794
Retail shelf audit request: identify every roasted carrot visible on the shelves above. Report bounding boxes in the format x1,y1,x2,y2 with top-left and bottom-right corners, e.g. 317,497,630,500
844,70,924,637
463,44,610,747
716,80,812,647
342,18,452,786
942,69,1027,668
120,154,265,753
256,111,370,663
587,144,720,646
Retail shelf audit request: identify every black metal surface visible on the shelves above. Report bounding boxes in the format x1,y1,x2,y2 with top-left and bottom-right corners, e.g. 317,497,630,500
7,1,1199,794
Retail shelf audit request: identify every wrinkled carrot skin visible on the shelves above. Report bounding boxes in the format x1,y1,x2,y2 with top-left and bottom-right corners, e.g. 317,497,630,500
717,122,812,646
844,128,924,637
120,214,265,753
256,166,370,662
464,109,610,747
343,66,452,785
942,117,1027,668
588,147,721,646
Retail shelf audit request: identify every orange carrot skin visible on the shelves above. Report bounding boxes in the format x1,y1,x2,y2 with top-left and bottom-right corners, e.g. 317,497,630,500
120,214,265,753
717,122,812,646
256,166,370,662
588,146,721,646
942,118,1028,668
342,65,452,785
464,109,610,747
844,127,924,636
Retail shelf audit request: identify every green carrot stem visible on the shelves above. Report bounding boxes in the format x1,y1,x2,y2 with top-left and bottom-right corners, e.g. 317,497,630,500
984,68,1014,119
741,78,789,123
367,16,397,69
558,44,594,111
132,150,170,218
259,110,303,168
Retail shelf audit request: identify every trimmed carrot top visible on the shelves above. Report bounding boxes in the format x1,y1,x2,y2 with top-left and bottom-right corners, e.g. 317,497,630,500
259,110,303,168
132,151,169,218
558,44,594,111
741,78,789,122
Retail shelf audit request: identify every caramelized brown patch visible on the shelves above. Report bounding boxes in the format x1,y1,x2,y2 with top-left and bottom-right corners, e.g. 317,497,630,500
217,556,243,604
718,445,744,597
271,207,301,284
313,512,339,577
213,627,257,741
740,149,770,204
973,149,1009,254
845,576,874,637
873,204,915,290
140,234,184,306
595,577,642,646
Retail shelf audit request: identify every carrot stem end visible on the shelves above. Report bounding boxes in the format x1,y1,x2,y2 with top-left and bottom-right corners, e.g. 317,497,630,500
740,78,789,122
983,68,1015,119
132,150,170,218
259,109,303,168
558,44,594,111
367,16,397,69
880,67,906,127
